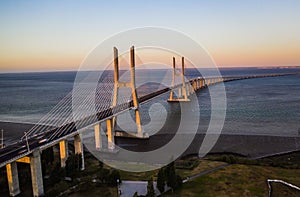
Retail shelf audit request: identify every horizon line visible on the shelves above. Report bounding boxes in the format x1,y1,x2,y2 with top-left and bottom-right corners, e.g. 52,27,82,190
0,65,300,74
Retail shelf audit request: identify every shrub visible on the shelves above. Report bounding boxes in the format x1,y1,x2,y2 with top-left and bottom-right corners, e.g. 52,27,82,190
157,168,165,193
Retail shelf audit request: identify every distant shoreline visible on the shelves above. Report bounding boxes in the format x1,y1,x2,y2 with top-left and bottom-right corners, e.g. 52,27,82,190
0,119,38,125
0,66,300,74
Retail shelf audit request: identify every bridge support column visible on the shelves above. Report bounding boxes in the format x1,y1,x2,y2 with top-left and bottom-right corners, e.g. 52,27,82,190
130,46,143,137
206,79,210,86
94,123,102,150
181,57,188,101
106,118,115,150
30,151,44,197
186,83,190,96
192,81,195,91
193,80,197,91
6,162,20,196
168,57,176,100
59,140,68,168
178,87,182,98
74,134,85,170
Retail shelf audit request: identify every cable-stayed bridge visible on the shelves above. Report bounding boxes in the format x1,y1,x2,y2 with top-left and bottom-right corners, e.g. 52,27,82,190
0,46,298,197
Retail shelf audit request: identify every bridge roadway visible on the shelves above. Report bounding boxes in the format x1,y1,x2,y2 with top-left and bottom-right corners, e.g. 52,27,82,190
0,73,298,168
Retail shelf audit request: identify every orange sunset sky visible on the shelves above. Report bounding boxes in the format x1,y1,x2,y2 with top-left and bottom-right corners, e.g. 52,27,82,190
0,0,300,72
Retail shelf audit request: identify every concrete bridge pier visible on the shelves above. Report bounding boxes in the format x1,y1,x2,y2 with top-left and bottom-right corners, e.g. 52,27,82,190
74,134,85,170
200,79,203,88
94,123,102,150
192,81,195,90
193,80,197,91
30,151,44,197
196,79,200,89
178,87,182,98
206,79,210,86
6,162,20,196
192,80,195,90
169,57,176,100
106,119,115,150
199,79,201,88
185,83,190,96
189,82,193,94
186,83,190,96
59,140,68,168
180,57,188,100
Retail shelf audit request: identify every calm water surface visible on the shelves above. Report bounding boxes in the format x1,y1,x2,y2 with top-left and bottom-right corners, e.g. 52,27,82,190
0,67,299,141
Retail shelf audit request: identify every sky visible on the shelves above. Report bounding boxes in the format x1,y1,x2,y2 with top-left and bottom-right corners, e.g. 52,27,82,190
0,0,300,72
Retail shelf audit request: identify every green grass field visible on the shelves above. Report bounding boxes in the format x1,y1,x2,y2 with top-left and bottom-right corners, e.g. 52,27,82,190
47,152,300,196
2,150,300,197
163,163,300,197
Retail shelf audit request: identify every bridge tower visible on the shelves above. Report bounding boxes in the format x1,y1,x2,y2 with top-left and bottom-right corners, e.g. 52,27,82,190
112,46,144,138
168,57,190,102
94,46,146,151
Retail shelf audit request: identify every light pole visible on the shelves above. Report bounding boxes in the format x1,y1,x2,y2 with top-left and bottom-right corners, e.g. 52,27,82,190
24,132,30,152
1,129,3,148
117,179,120,196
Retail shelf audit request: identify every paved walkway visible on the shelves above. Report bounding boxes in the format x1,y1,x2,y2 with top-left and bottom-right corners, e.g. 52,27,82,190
183,163,231,183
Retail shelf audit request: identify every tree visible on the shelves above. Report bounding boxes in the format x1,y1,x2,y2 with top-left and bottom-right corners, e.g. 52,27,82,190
133,192,138,197
157,168,165,193
165,162,176,189
175,175,182,188
98,160,104,169
146,177,155,197
48,162,65,186
165,161,182,191
41,147,54,176
108,169,121,186
97,168,110,183
65,153,82,178
42,147,54,164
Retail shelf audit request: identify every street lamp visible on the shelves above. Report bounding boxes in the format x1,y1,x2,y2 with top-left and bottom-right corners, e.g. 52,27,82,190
1,129,3,148
117,179,120,196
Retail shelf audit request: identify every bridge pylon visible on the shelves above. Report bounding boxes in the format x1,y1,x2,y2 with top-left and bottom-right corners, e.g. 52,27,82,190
168,57,190,102
111,46,147,139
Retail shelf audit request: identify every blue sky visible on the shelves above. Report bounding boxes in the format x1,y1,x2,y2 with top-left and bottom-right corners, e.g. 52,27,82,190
0,0,299,72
